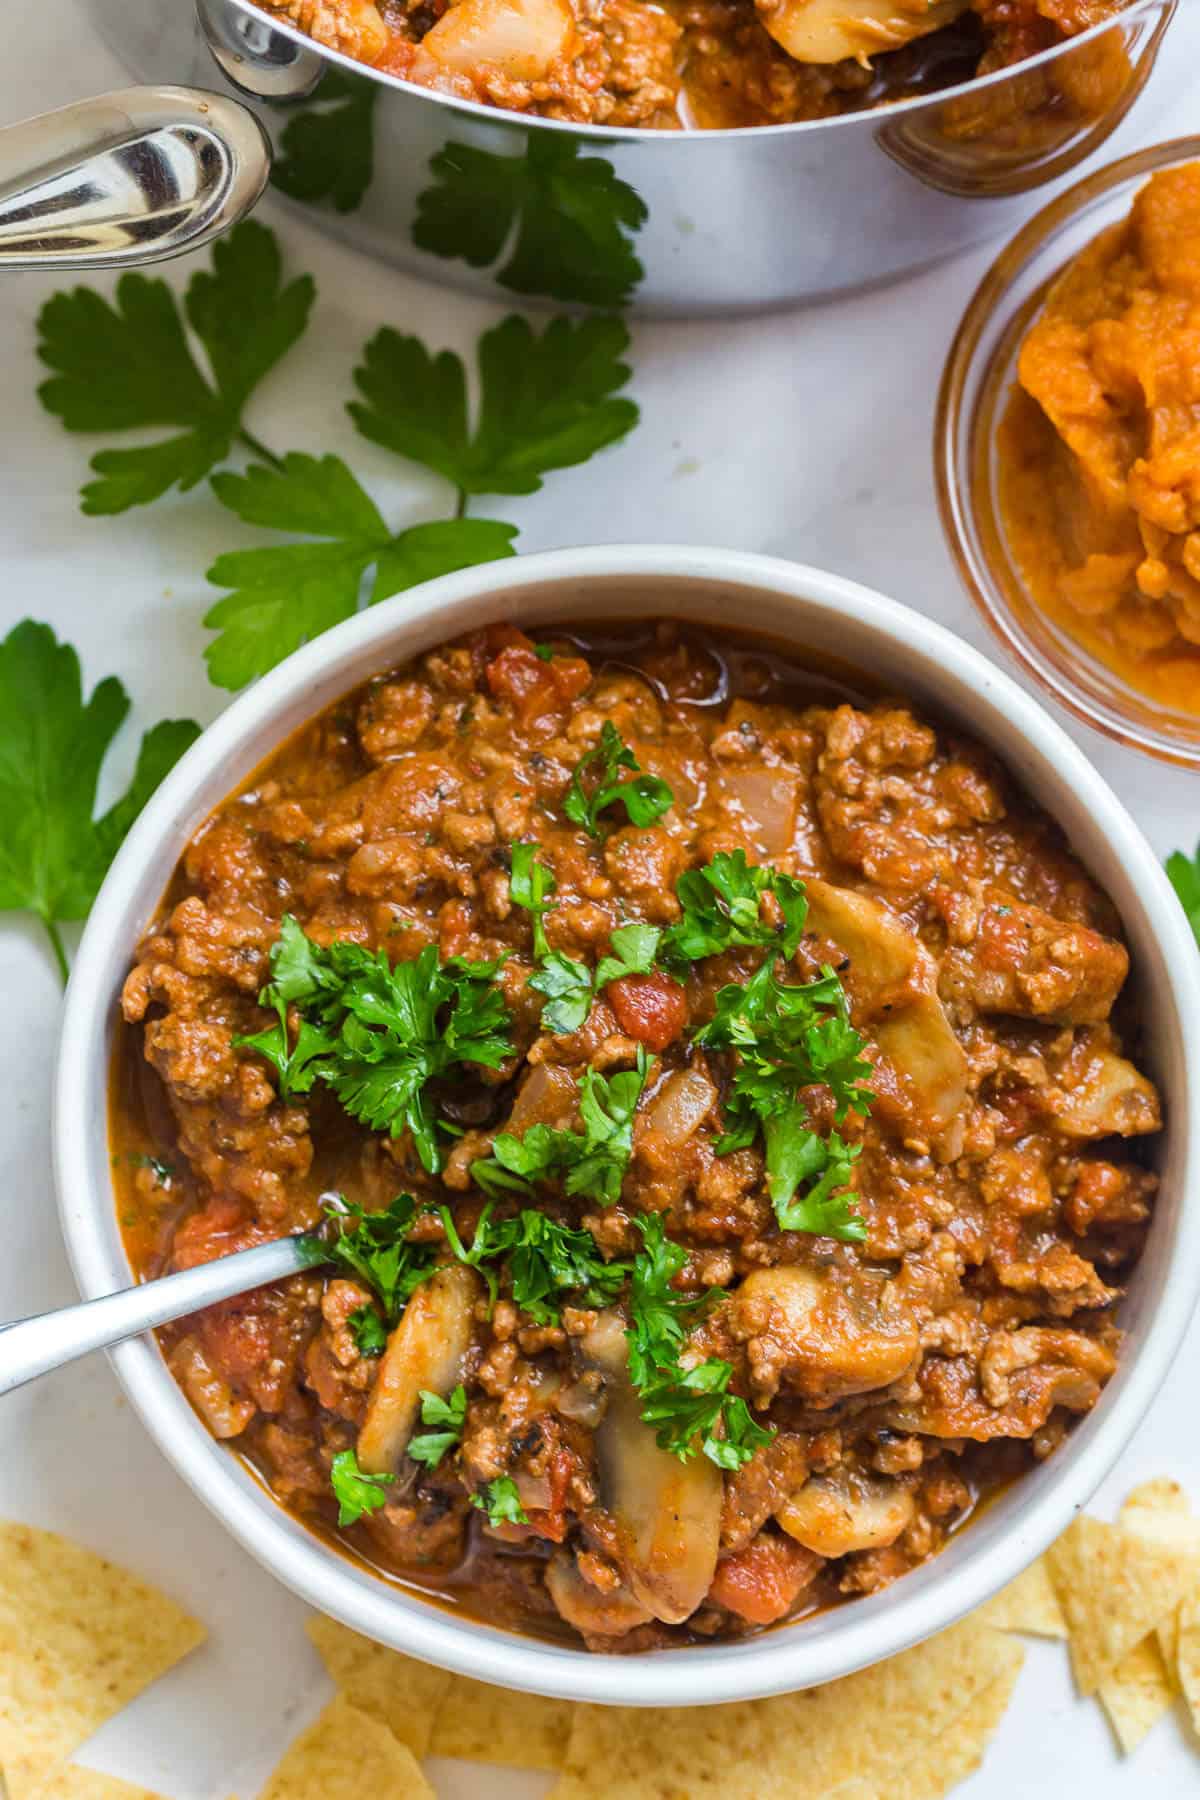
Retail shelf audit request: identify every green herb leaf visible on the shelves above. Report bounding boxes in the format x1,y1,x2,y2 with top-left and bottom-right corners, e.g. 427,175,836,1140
413,136,647,309
37,223,313,514
662,852,809,969
349,315,638,499
769,1128,865,1242
625,1215,771,1470
0,620,199,982
271,70,377,214
330,1448,394,1526
563,722,673,839
408,1384,468,1468
348,1304,388,1357
529,950,593,1034
595,921,662,988
1167,844,1200,947
319,1193,436,1323
472,1051,648,1205
205,453,515,688
471,1475,529,1526
510,842,556,960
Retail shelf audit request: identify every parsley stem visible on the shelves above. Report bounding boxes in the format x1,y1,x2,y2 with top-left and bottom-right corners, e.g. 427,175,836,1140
41,914,70,987
238,428,285,473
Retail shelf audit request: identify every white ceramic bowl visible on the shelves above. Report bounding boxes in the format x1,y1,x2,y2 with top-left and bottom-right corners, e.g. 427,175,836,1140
54,546,1200,1707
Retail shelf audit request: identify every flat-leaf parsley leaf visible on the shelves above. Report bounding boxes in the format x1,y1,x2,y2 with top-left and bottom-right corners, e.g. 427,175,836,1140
37,223,313,514
563,722,673,838
0,620,200,982
330,1448,394,1526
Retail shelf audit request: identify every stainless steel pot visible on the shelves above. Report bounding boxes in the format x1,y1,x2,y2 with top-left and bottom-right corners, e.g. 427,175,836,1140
85,0,1181,313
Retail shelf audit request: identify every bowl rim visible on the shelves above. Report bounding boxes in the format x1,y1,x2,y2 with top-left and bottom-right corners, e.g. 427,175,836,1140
221,0,1174,146
53,543,1200,1707
934,129,1200,768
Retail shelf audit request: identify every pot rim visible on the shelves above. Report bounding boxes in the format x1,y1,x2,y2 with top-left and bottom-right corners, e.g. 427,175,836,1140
221,0,1173,145
53,543,1200,1707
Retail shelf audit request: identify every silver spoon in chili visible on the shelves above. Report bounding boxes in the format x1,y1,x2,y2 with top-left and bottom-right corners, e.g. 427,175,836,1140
0,1233,328,1397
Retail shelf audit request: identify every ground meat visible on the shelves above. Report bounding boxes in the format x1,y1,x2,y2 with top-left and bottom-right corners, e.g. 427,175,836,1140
113,619,1157,1653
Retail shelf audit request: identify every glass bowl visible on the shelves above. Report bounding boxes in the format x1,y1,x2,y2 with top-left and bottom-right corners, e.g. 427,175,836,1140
935,133,1200,768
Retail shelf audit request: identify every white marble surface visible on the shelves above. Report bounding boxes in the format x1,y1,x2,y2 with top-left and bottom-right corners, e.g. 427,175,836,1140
3,4,1200,1795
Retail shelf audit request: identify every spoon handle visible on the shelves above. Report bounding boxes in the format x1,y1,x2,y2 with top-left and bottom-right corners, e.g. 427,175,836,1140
0,1235,320,1398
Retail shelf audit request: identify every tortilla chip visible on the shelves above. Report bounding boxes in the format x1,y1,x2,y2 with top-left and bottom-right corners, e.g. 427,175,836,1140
9,1767,169,1800
1121,1480,1191,1519
978,1558,1067,1638
1177,1590,1200,1735
431,1674,572,1769
260,1694,433,1800
0,1522,205,1793
1045,1515,1198,1695
1096,1634,1174,1754
826,1654,1022,1800
1117,1480,1196,1691
305,1616,451,1760
547,1615,1020,1800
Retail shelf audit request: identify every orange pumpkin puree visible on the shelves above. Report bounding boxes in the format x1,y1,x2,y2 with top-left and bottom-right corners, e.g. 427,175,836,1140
998,163,1200,715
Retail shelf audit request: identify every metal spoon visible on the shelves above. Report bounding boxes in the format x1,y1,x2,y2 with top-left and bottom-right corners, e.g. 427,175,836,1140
0,84,271,272
0,1235,326,1398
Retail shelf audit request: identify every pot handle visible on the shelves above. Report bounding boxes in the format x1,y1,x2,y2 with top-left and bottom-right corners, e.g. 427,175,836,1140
0,85,271,273
196,0,328,102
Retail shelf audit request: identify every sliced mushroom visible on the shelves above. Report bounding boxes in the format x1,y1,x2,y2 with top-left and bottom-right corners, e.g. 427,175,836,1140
759,0,968,65
545,1549,654,1638
580,1312,722,1625
357,1263,480,1476
416,0,575,81
1050,1040,1161,1140
731,1265,919,1407
805,879,967,1138
777,1467,915,1557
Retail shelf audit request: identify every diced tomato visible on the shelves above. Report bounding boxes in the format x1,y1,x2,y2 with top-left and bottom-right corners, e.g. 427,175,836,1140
485,629,591,726
171,1196,252,1269
707,1535,821,1626
608,971,689,1051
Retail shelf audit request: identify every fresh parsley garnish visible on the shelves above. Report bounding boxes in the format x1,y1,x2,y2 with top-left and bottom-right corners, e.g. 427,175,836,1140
0,620,199,982
441,1203,627,1322
330,1448,395,1526
510,843,557,960
625,1215,771,1471
563,722,673,839
472,1050,648,1205
237,922,513,1173
37,223,313,514
661,851,809,969
205,455,516,688
471,1475,529,1526
701,959,873,1242
349,315,638,505
272,70,377,215
527,903,663,1037
408,1384,468,1469
347,1304,388,1357
413,136,647,309
529,950,593,1034
1167,843,1200,947
319,1194,436,1324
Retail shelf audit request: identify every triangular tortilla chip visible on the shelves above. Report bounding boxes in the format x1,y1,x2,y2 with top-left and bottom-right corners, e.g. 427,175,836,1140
1046,1515,1199,1694
0,1523,204,1790
547,1615,1020,1800
305,1616,451,1760
431,1674,572,1769
1178,1591,1200,1736
1096,1634,1173,1754
8,1766,169,1800
1118,1478,1195,1691
260,1694,433,1800
825,1652,1022,1800
978,1558,1067,1638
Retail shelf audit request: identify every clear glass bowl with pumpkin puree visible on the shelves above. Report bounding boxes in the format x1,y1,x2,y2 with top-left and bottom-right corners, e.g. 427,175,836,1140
936,134,1200,768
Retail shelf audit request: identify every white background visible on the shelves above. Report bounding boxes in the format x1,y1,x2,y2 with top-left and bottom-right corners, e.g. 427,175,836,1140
3,4,1200,1794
